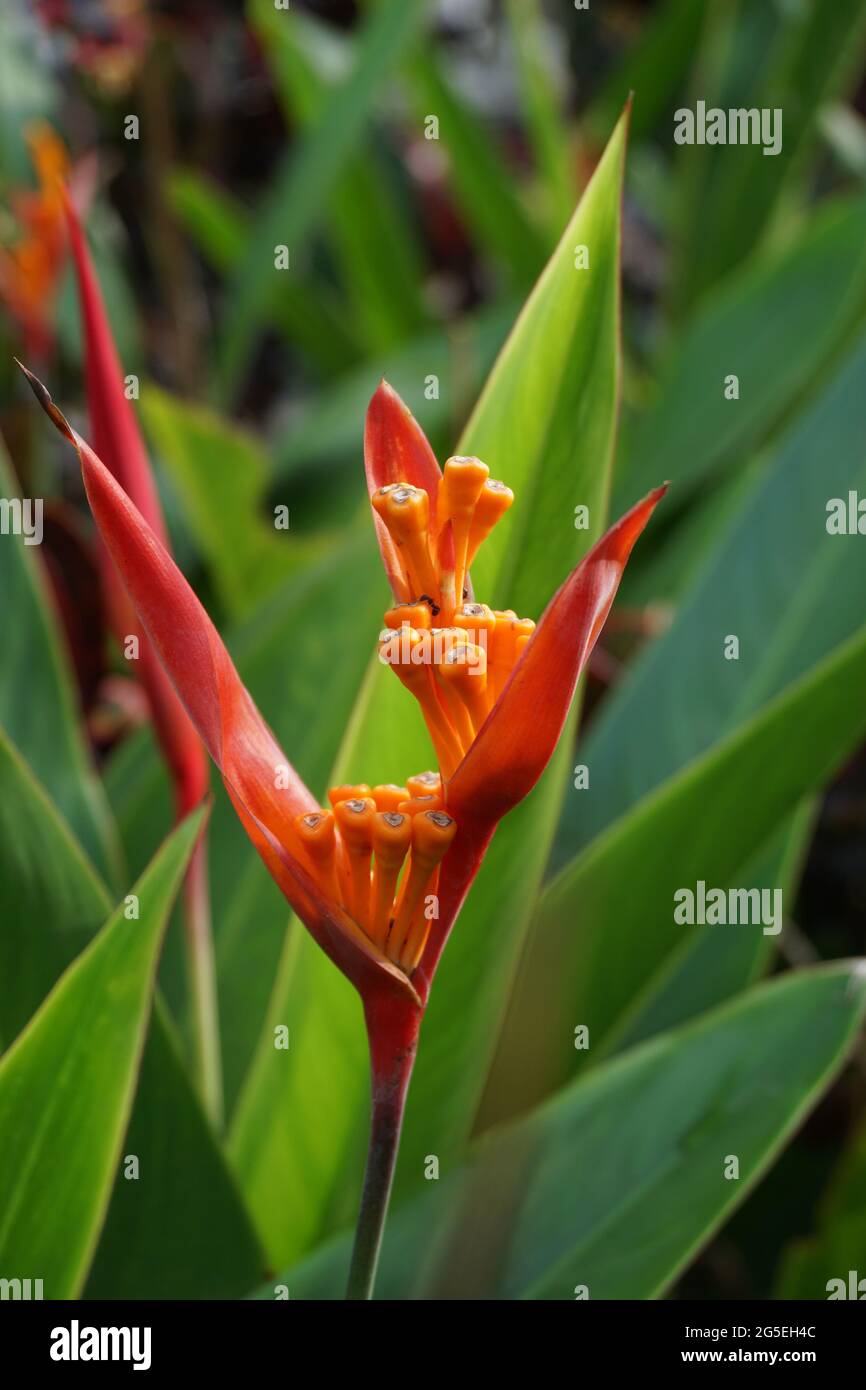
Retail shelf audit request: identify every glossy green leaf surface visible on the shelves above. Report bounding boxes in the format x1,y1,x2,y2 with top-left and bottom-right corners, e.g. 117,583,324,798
617,195,866,514
0,807,202,1297
496,625,866,1112
0,441,119,885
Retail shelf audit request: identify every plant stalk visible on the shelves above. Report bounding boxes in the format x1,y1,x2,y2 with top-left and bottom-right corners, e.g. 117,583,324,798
182,833,224,1130
346,996,421,1300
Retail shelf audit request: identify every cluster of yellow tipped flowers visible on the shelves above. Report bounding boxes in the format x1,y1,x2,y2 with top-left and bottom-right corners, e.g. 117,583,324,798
295,775,455,973
374,455,535,778
292,456,532,973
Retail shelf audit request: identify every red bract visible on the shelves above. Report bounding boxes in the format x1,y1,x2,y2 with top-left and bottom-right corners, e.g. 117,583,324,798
63,190,208,818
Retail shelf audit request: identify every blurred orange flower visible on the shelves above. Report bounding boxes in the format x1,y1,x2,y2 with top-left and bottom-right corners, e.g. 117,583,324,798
0,123,69,358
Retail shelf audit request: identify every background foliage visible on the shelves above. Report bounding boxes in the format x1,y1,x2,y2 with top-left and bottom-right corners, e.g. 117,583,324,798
1,0,865,1300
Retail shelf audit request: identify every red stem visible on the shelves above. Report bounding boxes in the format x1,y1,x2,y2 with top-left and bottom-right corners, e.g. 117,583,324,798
346,993,422,1300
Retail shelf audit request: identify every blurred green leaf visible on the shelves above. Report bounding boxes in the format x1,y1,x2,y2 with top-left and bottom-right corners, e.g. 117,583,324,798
576,329,866,858
406,50,546,286
253,0,430,352
819,103,866,183
0,806,202,1297
616,462,757,608
775,1114,866,1299
168,168,362,375
140,384,313,619
617,195,866,513
504,0,575,238
586,0,706,145
0,441,120,886
674,0,866,308
272,301,514,480
0,1,57,180
220,0,429,393
230,107,630,1264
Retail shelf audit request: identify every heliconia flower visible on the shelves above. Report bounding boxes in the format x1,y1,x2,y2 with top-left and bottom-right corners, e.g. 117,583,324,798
21,366,664,1295
0,124,70,358
364,381,667,993
62,188,208,818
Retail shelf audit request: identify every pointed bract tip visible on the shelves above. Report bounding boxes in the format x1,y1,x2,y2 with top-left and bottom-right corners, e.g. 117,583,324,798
15,361,75,443
371,376,398,408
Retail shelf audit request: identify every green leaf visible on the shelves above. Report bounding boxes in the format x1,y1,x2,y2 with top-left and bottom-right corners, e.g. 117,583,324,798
0,726,107,1049
774,1113,866,1300
617,194,866,514
405,52,546,286
0,441,120,886
674,0,866,307
493,325,866,1102
0,807,203,1297
84,998,264,1299
140,384,312,620
229,107,631,1263
441,964,866,1299
460,106,628,618
219,0,429,393
504,0,575,238
252,0,430,352
493,623,866,1112
586,0,706,146
272,302,514,481
604,803,814,1055
167,168,362,375
270,964,866,1299
570,328,866,860
0,662,264,1301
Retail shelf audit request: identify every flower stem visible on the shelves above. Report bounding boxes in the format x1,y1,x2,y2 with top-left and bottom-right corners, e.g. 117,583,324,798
346,996,421,1300
182,833,223,1130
